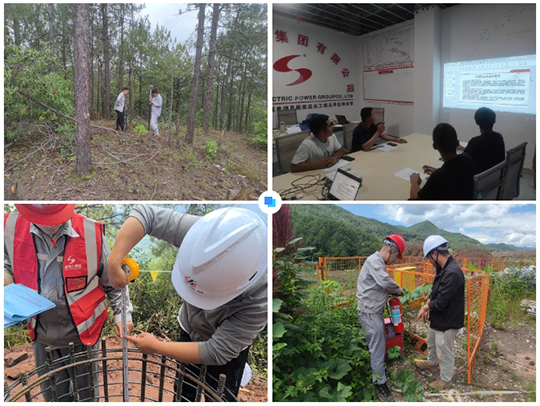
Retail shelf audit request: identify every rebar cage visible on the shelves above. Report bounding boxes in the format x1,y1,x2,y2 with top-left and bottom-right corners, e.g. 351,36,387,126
5,338,237,402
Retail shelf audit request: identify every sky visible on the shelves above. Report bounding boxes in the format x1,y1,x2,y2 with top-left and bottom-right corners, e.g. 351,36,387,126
143,4,198,45
339,204,536,248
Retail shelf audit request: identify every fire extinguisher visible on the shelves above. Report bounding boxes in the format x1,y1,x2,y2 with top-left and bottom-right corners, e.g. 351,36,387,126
389,297,404,333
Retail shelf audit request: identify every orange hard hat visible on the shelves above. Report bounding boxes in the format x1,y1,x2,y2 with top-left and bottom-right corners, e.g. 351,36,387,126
385,234,406,260
15,204,75,226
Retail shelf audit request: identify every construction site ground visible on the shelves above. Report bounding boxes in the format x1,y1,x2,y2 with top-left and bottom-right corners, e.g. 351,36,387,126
387,310,536,402
4,120,267,201
4,336,268,402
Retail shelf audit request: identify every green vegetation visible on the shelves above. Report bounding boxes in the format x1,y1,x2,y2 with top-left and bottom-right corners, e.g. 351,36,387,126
290,205,495,259
250,121,267,150
133,124,148,136
204,139,218,159
272,235,420,401
486,267,535,329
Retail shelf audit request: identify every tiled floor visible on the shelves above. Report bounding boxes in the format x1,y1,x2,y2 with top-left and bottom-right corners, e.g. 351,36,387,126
515,168,536,200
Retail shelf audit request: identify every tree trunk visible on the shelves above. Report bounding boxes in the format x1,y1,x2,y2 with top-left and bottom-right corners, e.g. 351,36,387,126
138,69,142,117
128,4,135,115
185,4,206,144
202,4,220,133
237,65,247,132
90,23,94,119
168,58,174,147
118,6,125,88
61,13,67,78
219,57,232,131
97,59,101,118
74,4,92,176
101,4,111,120
48,4,55,72
13,6,21,47
244,89,252,131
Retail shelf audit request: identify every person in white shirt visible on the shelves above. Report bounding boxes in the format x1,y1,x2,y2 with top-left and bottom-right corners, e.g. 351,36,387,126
290,114,344,172
114,87,129,131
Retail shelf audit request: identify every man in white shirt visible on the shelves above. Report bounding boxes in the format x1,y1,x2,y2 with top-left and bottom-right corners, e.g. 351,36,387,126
290,114,344,172
114,87,128,131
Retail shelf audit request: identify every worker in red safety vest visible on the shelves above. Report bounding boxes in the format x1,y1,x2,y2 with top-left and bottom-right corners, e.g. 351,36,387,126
4,204,133,402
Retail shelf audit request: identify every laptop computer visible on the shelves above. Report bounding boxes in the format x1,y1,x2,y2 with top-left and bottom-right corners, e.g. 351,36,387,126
327,168,362,200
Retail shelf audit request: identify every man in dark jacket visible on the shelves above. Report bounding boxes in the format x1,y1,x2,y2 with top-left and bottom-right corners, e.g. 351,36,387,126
416,235,464,390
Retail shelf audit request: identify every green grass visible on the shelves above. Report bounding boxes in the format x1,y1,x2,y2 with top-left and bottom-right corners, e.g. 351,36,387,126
486,271,535,330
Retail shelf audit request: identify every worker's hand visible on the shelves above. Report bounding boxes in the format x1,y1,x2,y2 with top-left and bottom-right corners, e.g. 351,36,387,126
457,144,465,152
417,304,430,322
423,167,435,176
376,124,385,135
397,288,405,296
397,138,407,144
115,321,134,338
125,333,160,354
106,257,128,289
410,172,421,185
327,156,337,167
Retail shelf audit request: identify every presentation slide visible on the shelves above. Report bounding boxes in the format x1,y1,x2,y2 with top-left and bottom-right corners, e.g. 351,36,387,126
443,55,536,114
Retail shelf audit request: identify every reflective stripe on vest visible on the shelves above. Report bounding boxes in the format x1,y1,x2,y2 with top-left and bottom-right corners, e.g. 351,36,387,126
4,212,107,346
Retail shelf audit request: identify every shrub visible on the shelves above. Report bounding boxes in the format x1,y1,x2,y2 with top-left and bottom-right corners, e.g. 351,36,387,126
204,140,218,159
133,124,148,136
250,121,267,150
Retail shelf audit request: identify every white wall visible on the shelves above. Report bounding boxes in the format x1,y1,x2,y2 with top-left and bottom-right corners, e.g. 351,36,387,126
272,15,361,127
413,6,441,135
439,4,536,167
357,21,416,136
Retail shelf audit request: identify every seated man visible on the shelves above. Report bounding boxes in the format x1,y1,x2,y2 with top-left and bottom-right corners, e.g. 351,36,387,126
458,107,505,173
290,114,344,172
410,123,477,200
351,107,407,152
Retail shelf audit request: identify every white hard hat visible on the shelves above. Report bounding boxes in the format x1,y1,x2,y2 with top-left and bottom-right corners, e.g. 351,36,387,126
172,207,267,310
423,235,449,260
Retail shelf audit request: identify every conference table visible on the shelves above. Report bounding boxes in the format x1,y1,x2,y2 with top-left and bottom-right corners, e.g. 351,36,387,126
273,133,445,201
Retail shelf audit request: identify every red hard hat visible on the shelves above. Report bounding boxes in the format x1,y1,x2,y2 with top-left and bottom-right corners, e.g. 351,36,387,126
385,234,406,260
15,204,75,226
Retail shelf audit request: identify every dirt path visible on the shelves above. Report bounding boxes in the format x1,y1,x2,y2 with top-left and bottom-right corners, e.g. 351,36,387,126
387,318,536,402
4,336,267,402
4,121,267,201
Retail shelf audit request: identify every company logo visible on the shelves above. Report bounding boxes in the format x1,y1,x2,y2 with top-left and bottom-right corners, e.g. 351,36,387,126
273,55,312,86
65,255,82,270
185,276,197,289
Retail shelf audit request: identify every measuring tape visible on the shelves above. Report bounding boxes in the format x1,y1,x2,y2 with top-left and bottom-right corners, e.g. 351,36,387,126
120,258,139,402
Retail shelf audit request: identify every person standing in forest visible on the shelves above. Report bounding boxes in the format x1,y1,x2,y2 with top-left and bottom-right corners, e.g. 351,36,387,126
114,87,129,131
149,89,163,135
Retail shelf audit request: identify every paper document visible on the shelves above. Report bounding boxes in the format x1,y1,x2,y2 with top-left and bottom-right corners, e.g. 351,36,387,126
323,159,350,172
4,284,56,328
372,143,397,152
394,168,430,183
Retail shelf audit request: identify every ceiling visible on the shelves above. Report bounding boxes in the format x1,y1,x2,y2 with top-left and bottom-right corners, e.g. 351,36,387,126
273,4,457,36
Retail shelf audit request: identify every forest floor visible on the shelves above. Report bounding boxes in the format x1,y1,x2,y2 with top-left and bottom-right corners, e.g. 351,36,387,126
387,310,536,402
4,335,268,402
4,119,267,201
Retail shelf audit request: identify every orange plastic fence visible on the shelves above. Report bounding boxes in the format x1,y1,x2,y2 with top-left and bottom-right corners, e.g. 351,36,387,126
317,256,491,385
466,273,490,384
